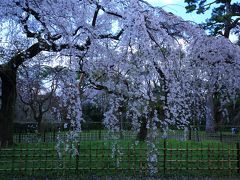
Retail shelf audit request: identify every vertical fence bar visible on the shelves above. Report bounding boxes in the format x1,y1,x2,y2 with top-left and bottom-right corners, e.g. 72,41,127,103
53,129,56,142
102,142,104,173
32,146,35,176
108,143,110,173
134,144,136,176
25,143,28,174
220,131,223,142
20,143,22,174
176,142,179,173
90,142,92,173
201,143,203,176
169,142,172,171
45,143,48,174
208,144,210,173
186,143,188,171
128,142,130,174
76,143,79,173
115,143,117,174
96,143,98,172
163,139,166,174
11,144,15,174
140,143,142,174
228,144,231,176
218,143,220,172
188,127,191,141
237,143,240,174
190,143,193,173
18,133,21,143
231,143,234,175
98,130,101,140
211,143,214,174
43,131,46,142
221,143,224,171
63,144,66,176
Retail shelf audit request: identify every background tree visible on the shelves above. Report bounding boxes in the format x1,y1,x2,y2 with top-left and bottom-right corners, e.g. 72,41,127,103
185,0,240,132
17,64,61,133
185,0,240,40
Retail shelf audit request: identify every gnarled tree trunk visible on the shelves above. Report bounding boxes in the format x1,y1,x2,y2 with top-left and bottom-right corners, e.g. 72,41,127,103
205,93,216,133
0,67,17,147
137,117,148,141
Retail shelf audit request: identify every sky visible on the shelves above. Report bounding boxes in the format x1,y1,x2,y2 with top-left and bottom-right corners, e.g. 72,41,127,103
146,0,239,42
146,0,211,24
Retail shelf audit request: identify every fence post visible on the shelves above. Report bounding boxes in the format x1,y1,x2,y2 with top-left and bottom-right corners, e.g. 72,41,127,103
90,142,92,172
76,143,79,173
186,143,188,171
11,145,15,174
98,130,101,140
163,139,166,174
188,127,191,141
18,133,21,143
220,131,223,142
237,143,240,174
43,130,46,142
53,129,56,142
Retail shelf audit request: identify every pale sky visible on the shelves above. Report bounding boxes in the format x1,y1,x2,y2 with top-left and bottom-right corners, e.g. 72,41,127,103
148,0,182,5
147,0,239,23
146,0,208,23
146,0,238,42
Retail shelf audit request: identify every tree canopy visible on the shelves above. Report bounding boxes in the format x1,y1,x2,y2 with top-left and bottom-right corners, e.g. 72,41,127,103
0,0,240,149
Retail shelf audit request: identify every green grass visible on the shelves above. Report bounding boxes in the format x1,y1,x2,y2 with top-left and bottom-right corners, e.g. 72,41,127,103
0,139,239,178
13,129,240,144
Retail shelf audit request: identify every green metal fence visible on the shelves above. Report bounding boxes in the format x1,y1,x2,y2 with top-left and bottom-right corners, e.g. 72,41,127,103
0,141,240,177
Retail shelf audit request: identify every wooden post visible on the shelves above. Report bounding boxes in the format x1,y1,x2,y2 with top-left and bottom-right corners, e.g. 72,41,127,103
53,129,56,142
102,142,104,172
76,143,79,173
220,131,223,142
128,142,130,173
228,144,231,176
45,143,48,173
11,144,15,173
208,144,210,173
237,143,240,174
188,127,191,140
186,143,188,171
18,133,21,143
25,143,28,173
140,143,142,174
98,130,101,140
163,139,166,174
115,143,117,174
169,143,172,172
134,144,137,176
43,130,46,142
90,142,92,172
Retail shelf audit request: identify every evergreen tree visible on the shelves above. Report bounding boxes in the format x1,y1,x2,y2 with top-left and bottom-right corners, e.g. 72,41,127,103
185,0,240,40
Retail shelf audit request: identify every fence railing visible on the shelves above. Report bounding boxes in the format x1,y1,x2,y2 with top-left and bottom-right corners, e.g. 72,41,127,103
13,128,240,143
0,141,240,177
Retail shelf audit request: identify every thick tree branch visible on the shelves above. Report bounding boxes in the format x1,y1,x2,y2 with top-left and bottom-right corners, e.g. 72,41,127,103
92,5,100,27
99,29,124,40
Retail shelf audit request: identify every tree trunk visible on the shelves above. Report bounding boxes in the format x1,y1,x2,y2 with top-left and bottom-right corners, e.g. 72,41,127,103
232,111,240,126
37,118,42,134
0,68,17,147
137,117,148,141
205,93,216,133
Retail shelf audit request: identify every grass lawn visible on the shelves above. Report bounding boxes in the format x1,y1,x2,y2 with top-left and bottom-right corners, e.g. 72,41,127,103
13,128,240,144
0,139,239,178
